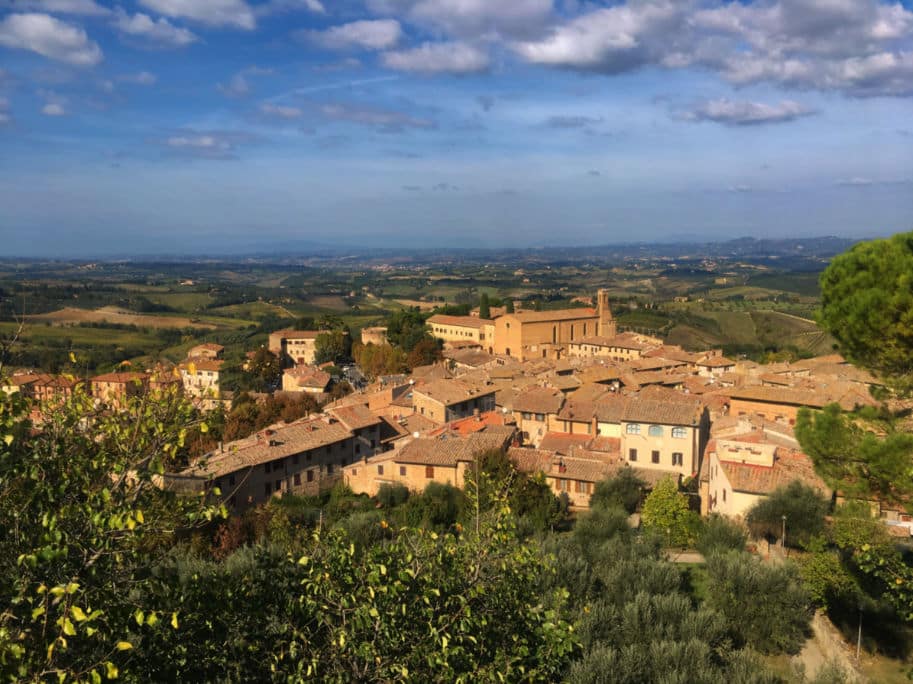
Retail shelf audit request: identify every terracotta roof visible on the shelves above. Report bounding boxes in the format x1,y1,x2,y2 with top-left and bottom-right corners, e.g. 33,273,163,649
190,343,224,352
413,378,495,406
285,366,331,389
327,404,382,431
575,333,655,351
508,447,555,474
539,432,592,454
428,410,512,437
181,359,223,372
395,427,514,466
184,417,353,478
91,372,149,384
718,448,830,496
727,386,830,408
427,314,493,329
546,374,582,392
503,308,598,323
512,386,565,414
446,349,498,367
697,356,736,368
622,395,704,426
275,329,320,339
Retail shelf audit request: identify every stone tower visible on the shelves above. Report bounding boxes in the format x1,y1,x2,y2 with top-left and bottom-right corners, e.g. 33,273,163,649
597,289,616,338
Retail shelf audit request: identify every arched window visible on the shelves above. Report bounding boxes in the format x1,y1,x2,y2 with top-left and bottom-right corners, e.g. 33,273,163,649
648,425,663,437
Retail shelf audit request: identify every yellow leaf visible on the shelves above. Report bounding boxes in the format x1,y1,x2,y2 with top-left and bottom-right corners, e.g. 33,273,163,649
105,661,119,679
145,612,158,627
69,352,77,363
3,434,12,446
171,612,179,629
135,510,144,524
62,619,76,636
115,641,132,651
200,422,209,434
70,606,87,622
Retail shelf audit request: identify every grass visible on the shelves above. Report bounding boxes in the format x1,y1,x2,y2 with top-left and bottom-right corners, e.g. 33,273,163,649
1,321,164,348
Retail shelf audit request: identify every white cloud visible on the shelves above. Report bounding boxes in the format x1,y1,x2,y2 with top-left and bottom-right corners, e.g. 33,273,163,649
681,98,816,126
112,9,198,47
42,102,66,115
310,20,402,50
369,0,553,39
218,65,273,97
511,0,913,98
260,102,302,119
120,71,158,85
0,12,102,66
382,41,489,74
139,0,255,30
0,0,110,15
257,0,325,15
157,129,256,159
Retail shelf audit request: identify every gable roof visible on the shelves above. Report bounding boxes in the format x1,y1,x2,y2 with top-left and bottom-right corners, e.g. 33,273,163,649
513,386,566,414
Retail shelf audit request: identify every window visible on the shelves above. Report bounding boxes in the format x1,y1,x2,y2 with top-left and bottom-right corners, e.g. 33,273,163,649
535,413,545,422
626,423,641,435
672,427,687,438
522,412,532,420
648,425,663,437
575,481,590,494
629,448,637,462
672,452,683,466
722,489,727,502
425,465,434,478
377,465,384,475
294,473,301,486
399,466,406,476
558,479,569,492
651,450,660,464
307,470,314,483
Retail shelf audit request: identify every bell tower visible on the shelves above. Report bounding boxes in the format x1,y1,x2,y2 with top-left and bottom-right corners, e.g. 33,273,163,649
597,289,616,338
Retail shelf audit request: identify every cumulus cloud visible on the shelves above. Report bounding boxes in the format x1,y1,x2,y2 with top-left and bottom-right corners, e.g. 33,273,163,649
112,9,197,47
309,20,402,51
512,0,913,98
681,98,816,126
139,0,255,30
156,129,256,159
0,13,102,66
369,0,553,40
0,0,110,15
218,66,273,97
320,102,434,133
42,102,66,116
382,41,489,74
260,102,302,119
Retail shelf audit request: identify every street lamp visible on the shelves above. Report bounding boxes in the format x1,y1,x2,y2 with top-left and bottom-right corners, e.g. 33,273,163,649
781,515,787,555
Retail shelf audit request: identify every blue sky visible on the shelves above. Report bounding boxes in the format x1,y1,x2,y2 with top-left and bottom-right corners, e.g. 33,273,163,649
0,0,911,256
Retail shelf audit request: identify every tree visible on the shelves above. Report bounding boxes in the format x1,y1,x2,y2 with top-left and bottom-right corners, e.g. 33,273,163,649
704,551,813,654
641,477,700,548
796,404,913,506
504,299,515,314
406,337,442,369
697,514,747,556
745,481,829,548
386,308,430,352
479,292,491,319
589,469,644,514
246,347,280,390
818,231,913,383
351,342,408,379
314,329,351,365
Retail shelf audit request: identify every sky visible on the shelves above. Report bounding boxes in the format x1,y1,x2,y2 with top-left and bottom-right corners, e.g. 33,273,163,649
0,0,911,256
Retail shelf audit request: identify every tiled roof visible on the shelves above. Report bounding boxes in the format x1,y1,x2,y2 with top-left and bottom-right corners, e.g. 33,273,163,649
504,308,598,323
727,386,830,408
512,386,566,414
539,432,592,454
622,394,704,426
427,314,493,329
395,428,514,466
718,448,830,496
697,356,736,368
508,447,555,474
184,418,353,478
275,329,320,339
190,343,224,352
91,372,149,384
413,378,495,406
181,359,224,372
575,333,655,351
327,404,382,431
285,366,331,389
428,410,512,437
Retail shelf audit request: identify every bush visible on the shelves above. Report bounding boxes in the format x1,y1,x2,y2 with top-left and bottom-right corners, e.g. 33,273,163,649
704,551,813,654
589,468,645,514
377,483,410,508
697,514,747,556
746,481,829,548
